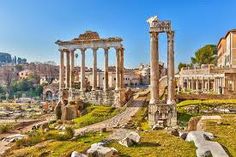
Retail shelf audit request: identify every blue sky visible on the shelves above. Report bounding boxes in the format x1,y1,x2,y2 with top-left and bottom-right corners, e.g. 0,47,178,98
0,0,236,68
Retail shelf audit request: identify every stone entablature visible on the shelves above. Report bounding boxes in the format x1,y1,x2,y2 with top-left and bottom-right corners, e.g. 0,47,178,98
56,31,122,50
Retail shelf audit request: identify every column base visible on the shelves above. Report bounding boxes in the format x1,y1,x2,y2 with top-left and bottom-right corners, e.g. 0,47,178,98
166,99,176,105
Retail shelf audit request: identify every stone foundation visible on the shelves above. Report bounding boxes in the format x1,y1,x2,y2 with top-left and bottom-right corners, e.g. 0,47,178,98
73,89,116,106
148,103,177,128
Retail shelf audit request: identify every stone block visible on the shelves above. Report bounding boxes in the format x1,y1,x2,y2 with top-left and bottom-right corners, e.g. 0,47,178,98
61,105,78,120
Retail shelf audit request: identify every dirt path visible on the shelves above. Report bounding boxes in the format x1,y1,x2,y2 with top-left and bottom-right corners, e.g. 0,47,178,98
74,96,146,136
0,114,55,156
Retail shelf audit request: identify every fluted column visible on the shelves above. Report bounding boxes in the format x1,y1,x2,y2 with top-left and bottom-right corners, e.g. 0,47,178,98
65,50,70,89
120,47,124,88
104,47,109,91
167,31,175,104
149,32,159,104
92,48,98,90
201,78,204,91
191,78,194,90
196,79,199,91
207,78,210,91
69,49,75,89
59,49,65,90
80,48,86,91
115,47,121,91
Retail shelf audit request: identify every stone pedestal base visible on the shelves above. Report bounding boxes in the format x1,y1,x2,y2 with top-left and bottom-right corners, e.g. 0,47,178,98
61,105,78,120
148,103,177,128
114,89,126,108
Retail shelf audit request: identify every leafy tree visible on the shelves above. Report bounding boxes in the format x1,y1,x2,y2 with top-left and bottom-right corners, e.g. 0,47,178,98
178,62,193,72
191,44,217,66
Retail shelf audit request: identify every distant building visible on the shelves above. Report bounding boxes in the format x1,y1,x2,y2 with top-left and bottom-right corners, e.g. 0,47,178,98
178,29,236,95
18,69,33,79
217,29,236,68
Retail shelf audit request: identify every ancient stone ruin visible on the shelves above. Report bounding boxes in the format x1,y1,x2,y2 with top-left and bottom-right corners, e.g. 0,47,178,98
147,16,177,128
55,31,127,120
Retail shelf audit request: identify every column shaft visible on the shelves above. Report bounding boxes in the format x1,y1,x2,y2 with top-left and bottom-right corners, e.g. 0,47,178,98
115,48,121,90
65,51,70,89
201,78,204,91
80,49,86,91
208,78,210,91
149,32,159,104
69,50,75,89
167,31,175,104
59,50,65,90
92,48,98,90
104,48,109,91
120,48,124,88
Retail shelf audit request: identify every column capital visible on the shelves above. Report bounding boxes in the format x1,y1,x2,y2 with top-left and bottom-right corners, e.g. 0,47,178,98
149,31,158,39
167,31,174,41
92,47,99,51
80,48,87,52
68,48,76,52
103,47,110,52
115,47,122,51
58,48,68,53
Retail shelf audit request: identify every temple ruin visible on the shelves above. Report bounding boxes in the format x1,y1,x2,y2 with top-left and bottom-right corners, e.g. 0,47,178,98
55,31,126,120
147,16,177,127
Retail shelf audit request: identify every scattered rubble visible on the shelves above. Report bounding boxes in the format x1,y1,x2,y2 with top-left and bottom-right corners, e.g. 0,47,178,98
186,131,228,157
118,131,140,147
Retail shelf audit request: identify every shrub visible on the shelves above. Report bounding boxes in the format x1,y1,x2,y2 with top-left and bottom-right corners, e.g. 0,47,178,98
0,124,13,133
65,127,74,138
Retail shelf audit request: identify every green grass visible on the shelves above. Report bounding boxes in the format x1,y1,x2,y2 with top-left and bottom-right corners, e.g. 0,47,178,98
203,114,236,157
126,101,150,130
177,99,236,108
73,105,121,128
5,132,109,157
176,99,236,127
108,130,196,157
0,123,14,133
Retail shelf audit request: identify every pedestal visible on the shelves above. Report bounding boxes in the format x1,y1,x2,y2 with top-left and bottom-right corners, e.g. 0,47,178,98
148,103,177,128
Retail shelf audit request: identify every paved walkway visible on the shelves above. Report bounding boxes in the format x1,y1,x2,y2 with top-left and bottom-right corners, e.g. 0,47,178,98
75,96,146,136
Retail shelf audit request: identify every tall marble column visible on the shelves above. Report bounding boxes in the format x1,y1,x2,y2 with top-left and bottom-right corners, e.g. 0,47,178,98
201,78,204,91
59,49,65,90
207,78,210,91
92,48,98,90
80,48,86,91
167,31,175,104
196,79,199,91
115,47,121,91
69,49,75,90
65,50,70,89
149,32,159,104
104,47,109,91
187,78,190,89
119,47,124,88
191,78,194,90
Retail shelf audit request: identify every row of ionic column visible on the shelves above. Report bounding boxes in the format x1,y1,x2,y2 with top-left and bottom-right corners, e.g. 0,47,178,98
185,78,211,91
149,31,175,105
59,47,124,92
